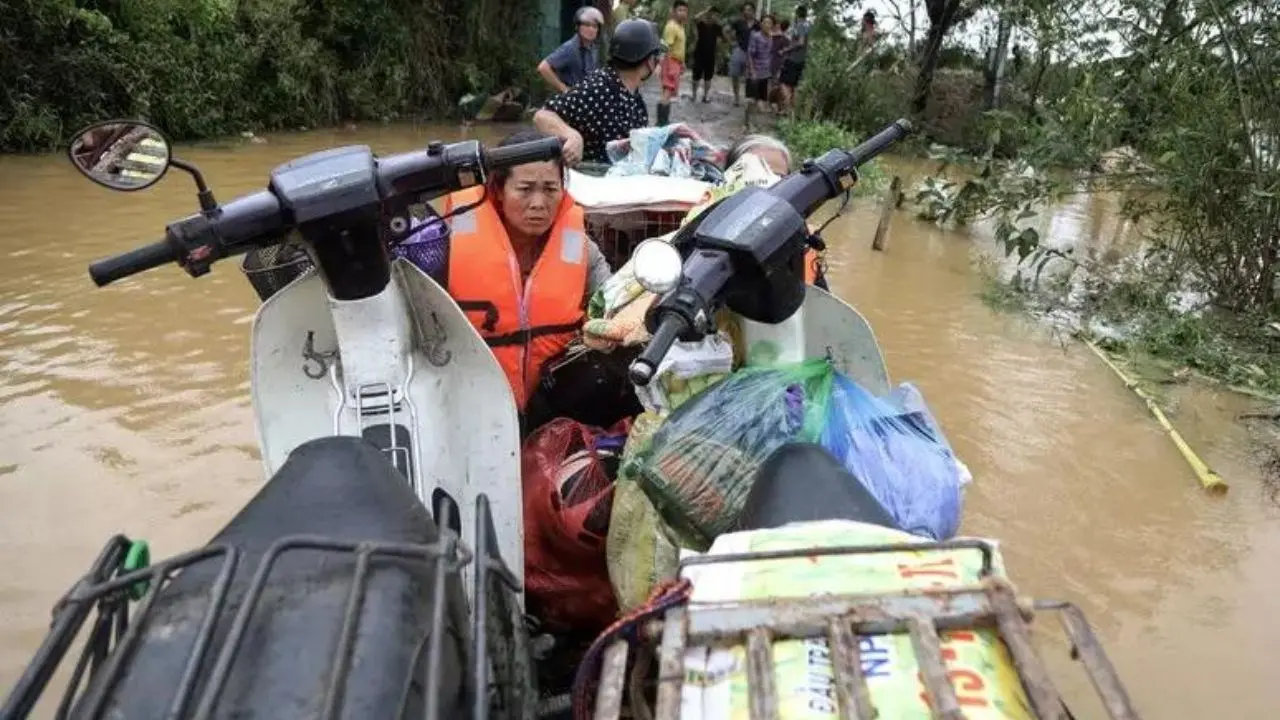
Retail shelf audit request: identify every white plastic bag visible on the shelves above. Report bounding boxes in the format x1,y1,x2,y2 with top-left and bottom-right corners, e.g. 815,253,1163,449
633,332,735,414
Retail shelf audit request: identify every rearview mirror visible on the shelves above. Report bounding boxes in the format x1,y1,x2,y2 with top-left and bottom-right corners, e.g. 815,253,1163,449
68,120,172,192
631,239,682,295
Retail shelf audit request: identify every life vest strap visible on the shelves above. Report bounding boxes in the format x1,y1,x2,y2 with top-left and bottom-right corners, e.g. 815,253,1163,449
455,299,500,332
485,322,582,348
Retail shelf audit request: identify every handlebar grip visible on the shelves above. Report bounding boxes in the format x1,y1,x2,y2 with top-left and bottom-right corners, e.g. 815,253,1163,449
88,238,177,287
629,313,689,386
483,137,564,171
848,118,914,167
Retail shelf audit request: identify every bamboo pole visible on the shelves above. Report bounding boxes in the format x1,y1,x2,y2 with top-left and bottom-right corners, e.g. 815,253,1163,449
871,176,901,252
1082,339,1229,494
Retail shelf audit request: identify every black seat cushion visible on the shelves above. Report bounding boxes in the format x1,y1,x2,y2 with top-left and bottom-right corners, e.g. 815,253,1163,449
739,442,899,531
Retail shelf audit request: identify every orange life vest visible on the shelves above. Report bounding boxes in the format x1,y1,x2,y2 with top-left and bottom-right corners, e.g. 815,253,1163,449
804,248,822,285
443,186,588,411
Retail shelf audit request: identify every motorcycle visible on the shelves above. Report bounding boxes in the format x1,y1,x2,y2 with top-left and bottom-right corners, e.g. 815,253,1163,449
0,118,1138,720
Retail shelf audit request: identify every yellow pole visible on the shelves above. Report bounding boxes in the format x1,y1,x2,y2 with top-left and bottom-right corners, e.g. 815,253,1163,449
1082,339,1228,494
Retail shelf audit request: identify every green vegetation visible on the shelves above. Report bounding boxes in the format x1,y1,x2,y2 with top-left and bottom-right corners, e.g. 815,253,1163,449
782,0,1277,393
1,0,540,152
774,117,887,196
1087,282,1280,395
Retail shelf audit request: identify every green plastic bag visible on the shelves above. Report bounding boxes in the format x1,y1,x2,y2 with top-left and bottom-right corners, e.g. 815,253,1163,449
628,359,836,550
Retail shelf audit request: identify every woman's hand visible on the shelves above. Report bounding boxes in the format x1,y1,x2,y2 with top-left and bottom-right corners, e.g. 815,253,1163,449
562,130,585,166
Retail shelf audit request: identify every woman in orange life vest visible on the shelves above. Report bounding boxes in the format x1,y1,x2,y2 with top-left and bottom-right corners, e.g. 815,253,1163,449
428,131,614,416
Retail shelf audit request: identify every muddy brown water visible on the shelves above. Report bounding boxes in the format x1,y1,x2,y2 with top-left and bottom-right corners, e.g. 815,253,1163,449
1,123,1277,718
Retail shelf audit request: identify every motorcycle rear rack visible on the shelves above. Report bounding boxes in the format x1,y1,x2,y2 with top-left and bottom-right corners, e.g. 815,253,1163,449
592,539,1141,720
1,495,530,720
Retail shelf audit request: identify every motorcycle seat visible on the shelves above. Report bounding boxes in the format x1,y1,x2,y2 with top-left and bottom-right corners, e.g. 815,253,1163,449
210,435,439,550
739,442,898,531
79,436,468,719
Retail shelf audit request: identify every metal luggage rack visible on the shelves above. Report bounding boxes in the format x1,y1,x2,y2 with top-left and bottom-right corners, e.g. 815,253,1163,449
584,208,688,270
1,496,529,720
590,539,1140,720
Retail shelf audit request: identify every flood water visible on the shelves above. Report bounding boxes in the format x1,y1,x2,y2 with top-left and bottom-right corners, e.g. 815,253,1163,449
1,123,1277,718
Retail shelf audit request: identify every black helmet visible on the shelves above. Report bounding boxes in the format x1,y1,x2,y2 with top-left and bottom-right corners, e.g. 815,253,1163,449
610,19,666,64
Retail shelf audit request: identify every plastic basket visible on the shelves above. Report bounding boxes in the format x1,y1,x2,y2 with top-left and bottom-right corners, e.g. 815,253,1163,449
240,242,314,302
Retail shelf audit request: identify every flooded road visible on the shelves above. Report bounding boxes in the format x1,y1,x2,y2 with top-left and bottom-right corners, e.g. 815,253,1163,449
1,124,1277,718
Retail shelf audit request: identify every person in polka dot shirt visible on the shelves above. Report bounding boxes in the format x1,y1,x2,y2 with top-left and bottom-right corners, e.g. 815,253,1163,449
534,19,665,166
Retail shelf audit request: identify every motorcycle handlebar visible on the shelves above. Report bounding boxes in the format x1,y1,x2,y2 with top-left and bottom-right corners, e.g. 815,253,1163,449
88,238,176,287
629,118,914,384
483,137,564,171
770,118,914,222
848,118,914,168
628,313,688,385
87,136,565,287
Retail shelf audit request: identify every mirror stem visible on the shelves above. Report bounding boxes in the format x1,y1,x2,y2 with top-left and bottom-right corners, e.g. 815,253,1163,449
170,158,219,215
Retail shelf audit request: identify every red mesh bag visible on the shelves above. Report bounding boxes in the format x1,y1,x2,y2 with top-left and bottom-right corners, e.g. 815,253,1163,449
522,417,630,633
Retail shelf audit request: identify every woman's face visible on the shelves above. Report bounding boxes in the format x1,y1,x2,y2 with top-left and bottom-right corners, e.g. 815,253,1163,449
761,17,774,32
499,161,564,239
578,21,600,42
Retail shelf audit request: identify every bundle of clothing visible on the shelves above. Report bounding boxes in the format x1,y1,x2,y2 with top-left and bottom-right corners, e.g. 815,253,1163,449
581,151,791,356
605,123,725,182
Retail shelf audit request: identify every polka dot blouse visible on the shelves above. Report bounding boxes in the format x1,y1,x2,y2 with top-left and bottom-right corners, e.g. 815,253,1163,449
543,67,649,163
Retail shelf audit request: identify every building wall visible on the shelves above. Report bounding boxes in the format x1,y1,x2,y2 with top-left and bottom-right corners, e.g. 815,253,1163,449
539,0,563,57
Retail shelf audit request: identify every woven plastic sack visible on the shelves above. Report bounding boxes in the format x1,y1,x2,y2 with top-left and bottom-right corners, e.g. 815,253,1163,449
819,375,966,540
605,411,684,611
629,359,836,550
522,418,629,633
678,520,1030,719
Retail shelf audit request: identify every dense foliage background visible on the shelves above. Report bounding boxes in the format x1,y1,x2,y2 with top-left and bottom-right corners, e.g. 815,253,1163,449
0,0,541,152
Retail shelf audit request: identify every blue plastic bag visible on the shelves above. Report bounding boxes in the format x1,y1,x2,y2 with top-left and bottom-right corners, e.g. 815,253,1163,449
819,375,965,540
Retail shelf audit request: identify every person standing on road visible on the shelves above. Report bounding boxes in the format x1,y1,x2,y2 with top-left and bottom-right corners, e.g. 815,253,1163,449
770,19,790,110
745,13,775,130
690,6,723,103
727,2,757,107
657,0,689,126
537,6,605,93
778,5,811,110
